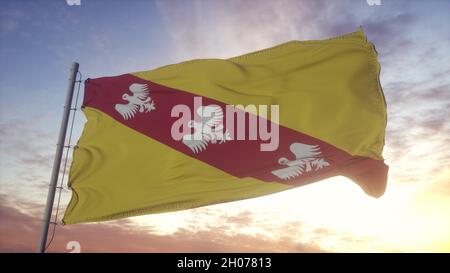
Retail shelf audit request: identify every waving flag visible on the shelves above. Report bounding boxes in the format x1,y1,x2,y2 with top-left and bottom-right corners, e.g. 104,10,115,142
63,28,388,224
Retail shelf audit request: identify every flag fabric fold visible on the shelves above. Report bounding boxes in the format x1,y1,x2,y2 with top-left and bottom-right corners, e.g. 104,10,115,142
63,28,388,224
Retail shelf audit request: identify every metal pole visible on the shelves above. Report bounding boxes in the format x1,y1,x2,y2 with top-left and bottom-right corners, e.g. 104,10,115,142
38,62,79,253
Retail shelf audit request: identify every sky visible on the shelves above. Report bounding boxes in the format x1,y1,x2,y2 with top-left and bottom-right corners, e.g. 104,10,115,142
0,0,449,252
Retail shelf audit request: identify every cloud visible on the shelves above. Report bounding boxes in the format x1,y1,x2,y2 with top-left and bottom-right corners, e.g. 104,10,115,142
383,82,450,182
224,210,253,226
361,13,416,57
155,0,349,60
386,82,450,107
0,117,63,203
0,196,323,253
154,0,421,63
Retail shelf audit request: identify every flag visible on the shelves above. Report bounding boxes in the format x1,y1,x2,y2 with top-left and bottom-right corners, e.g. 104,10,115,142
62,28,388,224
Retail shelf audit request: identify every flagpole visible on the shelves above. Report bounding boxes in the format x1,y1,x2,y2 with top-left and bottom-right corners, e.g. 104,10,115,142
38,62,79,253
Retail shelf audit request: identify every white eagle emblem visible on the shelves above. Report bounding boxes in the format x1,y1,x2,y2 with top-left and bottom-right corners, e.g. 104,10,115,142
115,83,155,120
182,105,231,153
271,142,330,180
